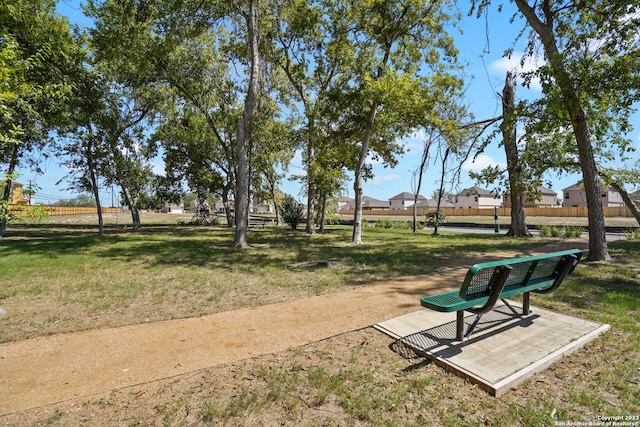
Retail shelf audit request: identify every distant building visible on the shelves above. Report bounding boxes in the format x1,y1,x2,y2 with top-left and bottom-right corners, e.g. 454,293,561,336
0,181,29,204
454,186,501,209
503,186,560,208
162,202,184,214
562,182,624,208
630,190,640,208
362,196,389,210
251,196,275,214
388,192,427,210
334,196,355,211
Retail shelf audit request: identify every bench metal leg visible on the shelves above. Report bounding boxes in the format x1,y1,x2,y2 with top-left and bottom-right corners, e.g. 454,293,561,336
456,311,464,341
465,314,483,338
523,292,531,314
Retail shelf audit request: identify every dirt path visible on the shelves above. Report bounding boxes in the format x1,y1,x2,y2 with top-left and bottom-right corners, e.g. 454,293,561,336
0,275,453,415
0,240,589,417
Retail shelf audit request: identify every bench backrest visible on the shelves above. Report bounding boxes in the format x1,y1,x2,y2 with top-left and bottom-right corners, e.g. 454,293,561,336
459,249,583,301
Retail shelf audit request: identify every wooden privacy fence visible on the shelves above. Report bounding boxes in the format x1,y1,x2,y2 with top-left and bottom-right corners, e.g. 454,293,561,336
8,205,123,216
340,206,634,218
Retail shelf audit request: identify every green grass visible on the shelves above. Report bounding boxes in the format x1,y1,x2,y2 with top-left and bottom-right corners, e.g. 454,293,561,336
2,216,640,426
0,222,564,342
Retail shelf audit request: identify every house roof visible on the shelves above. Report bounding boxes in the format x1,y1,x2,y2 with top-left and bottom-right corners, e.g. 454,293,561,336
415,199,455,209
0,181,23,189
562,182,584,191
362,196,388,208
537,186,557,196
389,192,427,201
456,186,495,197
562,181,614,192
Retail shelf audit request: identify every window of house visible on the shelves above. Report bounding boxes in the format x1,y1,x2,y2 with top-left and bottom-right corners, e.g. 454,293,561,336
565,193,570,199
474,196,478,202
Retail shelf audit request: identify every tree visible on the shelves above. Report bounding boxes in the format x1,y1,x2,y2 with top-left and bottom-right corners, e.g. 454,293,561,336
279,194,305,230
472,1,640,260
410,91,471,234
0,0,77,236
326,0,462,245
272,0,351,235
501,72,531,237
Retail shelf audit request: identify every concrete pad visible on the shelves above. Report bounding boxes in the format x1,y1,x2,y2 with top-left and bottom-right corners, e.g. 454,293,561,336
375,303,610,396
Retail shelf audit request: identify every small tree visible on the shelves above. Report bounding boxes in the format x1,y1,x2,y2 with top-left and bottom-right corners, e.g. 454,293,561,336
425,210,447,232
280,195,304,230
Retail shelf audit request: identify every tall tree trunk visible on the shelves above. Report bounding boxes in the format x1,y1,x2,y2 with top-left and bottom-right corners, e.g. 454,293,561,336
319,193,327,233
608,181,640,225
502,71,531,237
221,186,234,227
0,144,20,237
514,0,610,261
234,0,260,248
412,131,432,234
352,102,378,245
433,147,451,236
268,181,281,225
86,137,104,237
305,144,316,234
119,182,141,231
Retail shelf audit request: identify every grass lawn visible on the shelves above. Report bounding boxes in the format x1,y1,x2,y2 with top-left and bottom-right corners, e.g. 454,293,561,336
1,213,639,426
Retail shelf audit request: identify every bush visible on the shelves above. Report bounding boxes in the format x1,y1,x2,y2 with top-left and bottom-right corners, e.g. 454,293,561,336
624,228,640,240
377,219,394,229
425,210,447,228
564,226,584,238
280,195,305,230
539,225,584,238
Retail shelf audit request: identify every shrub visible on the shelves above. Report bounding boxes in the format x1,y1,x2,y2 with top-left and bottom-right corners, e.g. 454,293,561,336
539,225,584,238
624,228,640,240
378,219,394,229
280,195,305,230
425,210,447,228
564,226,584,238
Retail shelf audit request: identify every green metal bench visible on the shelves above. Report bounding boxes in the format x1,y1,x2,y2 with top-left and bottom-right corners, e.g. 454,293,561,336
420,249,583,341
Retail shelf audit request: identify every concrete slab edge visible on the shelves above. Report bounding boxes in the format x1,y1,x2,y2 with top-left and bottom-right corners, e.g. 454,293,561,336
491,323,611,396
425,322,611,396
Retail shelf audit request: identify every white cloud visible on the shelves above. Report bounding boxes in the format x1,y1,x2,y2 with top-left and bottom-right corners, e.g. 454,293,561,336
369,173,401,185
401,130,427,154
490,51,544,91
462,154,505,172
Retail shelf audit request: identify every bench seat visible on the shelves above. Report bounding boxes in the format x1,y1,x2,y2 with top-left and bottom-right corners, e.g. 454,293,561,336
420,277,567,313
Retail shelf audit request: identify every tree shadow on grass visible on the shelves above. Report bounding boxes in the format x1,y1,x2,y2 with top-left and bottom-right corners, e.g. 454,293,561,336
0,226,590,279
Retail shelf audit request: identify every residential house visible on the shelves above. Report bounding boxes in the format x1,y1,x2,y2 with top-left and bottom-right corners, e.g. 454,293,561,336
162,201,184,214
454,186,501,209
362,196,389,211
0,181,29,204
503,186,560,208
631,190,640,208
333,196,355,212
562,182,624,208
388,192,427,210
251,196,275,214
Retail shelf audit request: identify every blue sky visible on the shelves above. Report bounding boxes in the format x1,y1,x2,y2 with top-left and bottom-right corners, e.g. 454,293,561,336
21,1,640,205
